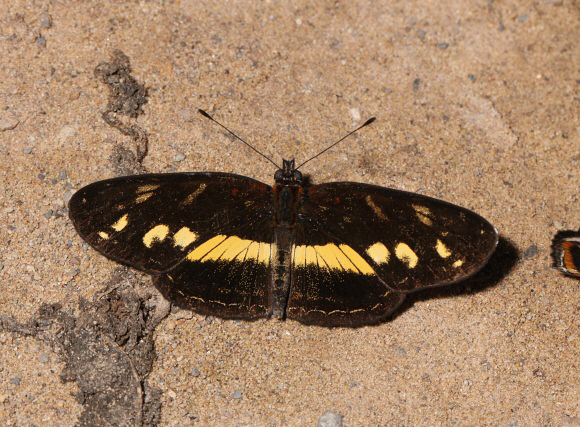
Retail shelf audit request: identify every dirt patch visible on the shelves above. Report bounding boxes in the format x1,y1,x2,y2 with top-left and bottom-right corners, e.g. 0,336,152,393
0,269,170,426
94,50,149,173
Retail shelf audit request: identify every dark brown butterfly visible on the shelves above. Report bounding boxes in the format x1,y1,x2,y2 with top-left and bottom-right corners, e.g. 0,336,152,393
69,113,498,326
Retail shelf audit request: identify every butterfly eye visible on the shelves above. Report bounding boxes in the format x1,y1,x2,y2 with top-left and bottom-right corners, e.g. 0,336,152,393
293,170,303,182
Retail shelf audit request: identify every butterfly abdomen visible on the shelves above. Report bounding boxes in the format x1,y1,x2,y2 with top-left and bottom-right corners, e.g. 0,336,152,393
269,181,305,318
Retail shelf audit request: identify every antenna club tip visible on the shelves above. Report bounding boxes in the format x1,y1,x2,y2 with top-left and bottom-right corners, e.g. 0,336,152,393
363,117,377,126
198,109,211,119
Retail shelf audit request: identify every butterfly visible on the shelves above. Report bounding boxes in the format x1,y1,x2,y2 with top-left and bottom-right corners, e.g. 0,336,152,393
551,229,580,278
68,112,498,326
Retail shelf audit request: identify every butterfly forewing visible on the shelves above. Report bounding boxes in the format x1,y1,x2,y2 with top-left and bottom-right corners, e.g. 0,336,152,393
297,182,498,293
69,173,273,273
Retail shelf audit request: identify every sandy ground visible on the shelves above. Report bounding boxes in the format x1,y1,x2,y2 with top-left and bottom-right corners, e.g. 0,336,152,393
0,0,578,426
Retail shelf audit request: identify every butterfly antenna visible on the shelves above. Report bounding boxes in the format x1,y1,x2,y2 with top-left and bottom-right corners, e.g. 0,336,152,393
198,109,280,169
295,117,376,170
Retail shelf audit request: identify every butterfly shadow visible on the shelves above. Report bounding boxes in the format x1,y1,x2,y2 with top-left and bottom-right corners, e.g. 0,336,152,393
389,236,519,322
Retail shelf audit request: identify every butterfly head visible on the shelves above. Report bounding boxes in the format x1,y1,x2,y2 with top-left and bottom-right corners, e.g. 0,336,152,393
275,159,303,184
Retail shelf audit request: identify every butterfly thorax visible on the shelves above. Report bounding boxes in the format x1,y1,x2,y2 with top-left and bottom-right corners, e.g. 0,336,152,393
272,159,304,227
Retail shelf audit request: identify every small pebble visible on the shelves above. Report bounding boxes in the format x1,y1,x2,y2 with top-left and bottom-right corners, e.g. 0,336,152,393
38,353,50,363
190,367,200,377
524,245,538,258
174,153,186,162
44,209,54,219
413,78,421,91
438,42,449,49
40,13,52,28
349,108,361,122
38,173,45,180
231,390,242,399
561,416,580,427
318,411,343,427
59,169,67,180
0,109,19,131
10,378,21,386
63,191,74,203
35,35,46,48
395,346,407,356
24,147,33,154
468,74,477,82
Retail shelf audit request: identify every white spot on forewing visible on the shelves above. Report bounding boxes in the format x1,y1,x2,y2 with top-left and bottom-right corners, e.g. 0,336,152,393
136,192,154,204
453,260,464,268
135,184,160,204
412,204,433,226
365,195,388,220
173,227,198,248
366,242,390,264
143,225,169,248
111,214,129,231
395,243,418,268
136,184,160,194
182,183,207,205
98,231,110,240
435,239,452,258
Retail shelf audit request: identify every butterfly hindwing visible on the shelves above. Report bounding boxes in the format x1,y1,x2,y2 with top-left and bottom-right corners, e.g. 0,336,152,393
297,182,498,293
287,226,406,325
154,230,274,319
68,173,274,273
